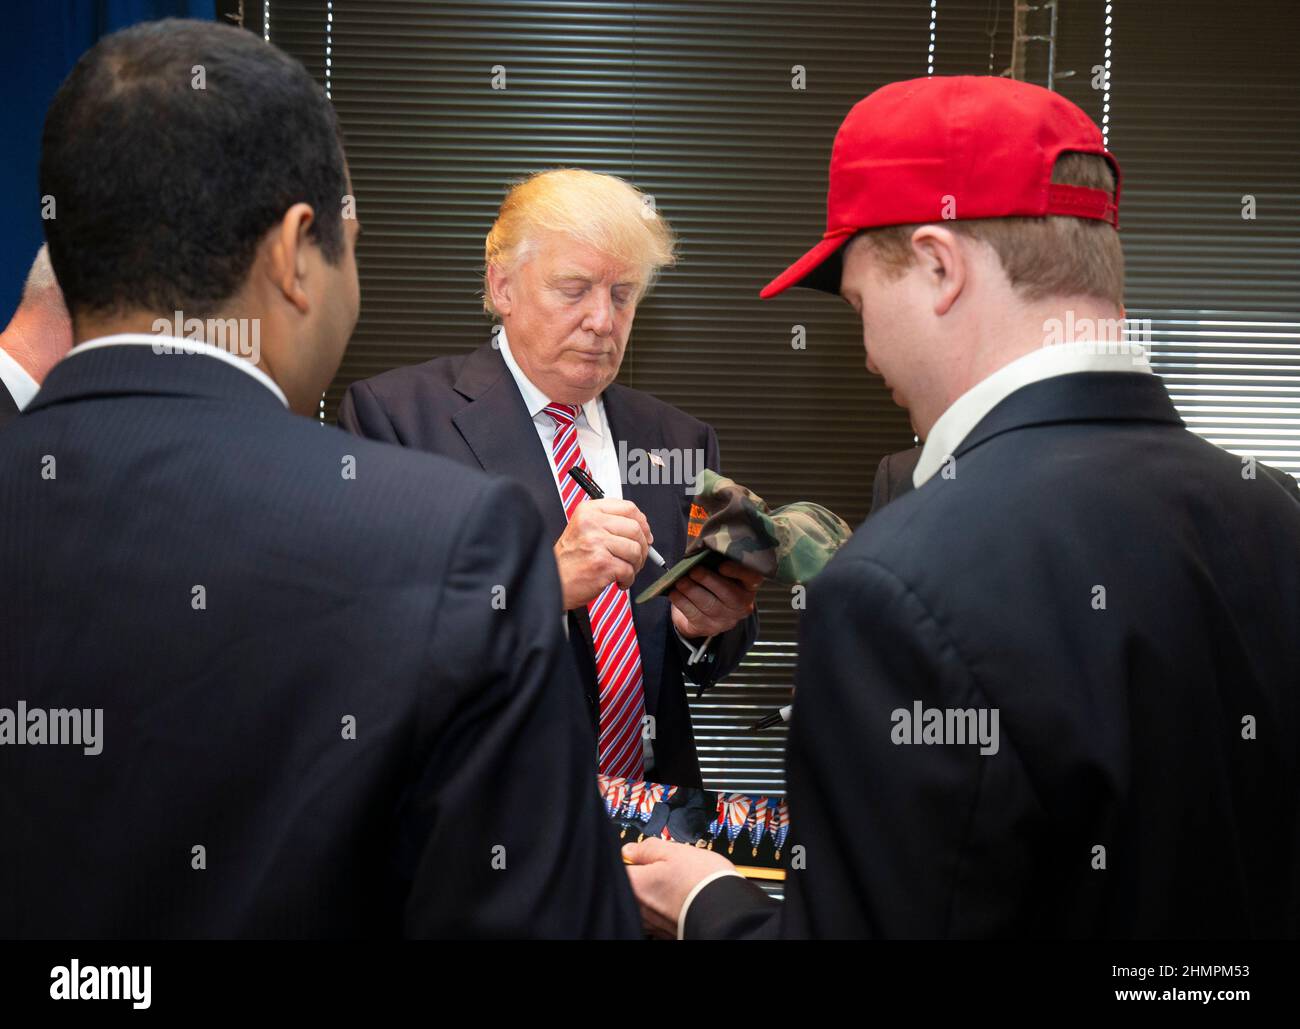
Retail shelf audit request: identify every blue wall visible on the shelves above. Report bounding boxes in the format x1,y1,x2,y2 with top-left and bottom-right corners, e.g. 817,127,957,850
0,1,216,323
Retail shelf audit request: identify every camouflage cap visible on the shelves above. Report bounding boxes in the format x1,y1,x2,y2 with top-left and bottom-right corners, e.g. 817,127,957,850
636,469,852,603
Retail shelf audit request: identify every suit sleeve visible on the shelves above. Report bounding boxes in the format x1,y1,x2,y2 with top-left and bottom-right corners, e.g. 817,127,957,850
676,424,758,687
684,873,782,940
338,379,400,444
398,476,640,938
778,555,1041,938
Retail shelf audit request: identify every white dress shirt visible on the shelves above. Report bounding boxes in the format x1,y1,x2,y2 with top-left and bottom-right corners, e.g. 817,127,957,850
0,346,40,411
914,340,1152,488
63,333,289,407
497,328,623,502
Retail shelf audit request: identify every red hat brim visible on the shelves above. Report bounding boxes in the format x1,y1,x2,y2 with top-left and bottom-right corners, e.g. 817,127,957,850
759,230,854,299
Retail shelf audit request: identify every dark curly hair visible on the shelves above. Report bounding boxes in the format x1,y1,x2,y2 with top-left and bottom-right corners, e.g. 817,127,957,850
40,18,347,321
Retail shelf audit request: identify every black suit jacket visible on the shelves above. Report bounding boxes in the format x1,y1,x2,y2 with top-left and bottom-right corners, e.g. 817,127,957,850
869,440,1300,513
338,342,758,788
869,446,921,513
0,344,638,939
688,371,1300,939
0,376,18,429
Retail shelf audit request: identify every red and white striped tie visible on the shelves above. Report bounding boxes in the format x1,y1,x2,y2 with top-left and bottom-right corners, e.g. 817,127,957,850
544,402,646,781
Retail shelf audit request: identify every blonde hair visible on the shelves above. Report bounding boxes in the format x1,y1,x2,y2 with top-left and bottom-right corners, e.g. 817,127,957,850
857,153,1124,307
483,168,677,315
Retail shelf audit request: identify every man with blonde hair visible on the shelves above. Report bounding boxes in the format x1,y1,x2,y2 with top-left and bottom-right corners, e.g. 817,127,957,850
626,76,1300,940
0,245,73,427
341,168,759,788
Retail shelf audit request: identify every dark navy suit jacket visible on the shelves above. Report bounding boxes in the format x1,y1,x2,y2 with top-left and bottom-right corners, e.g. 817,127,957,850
688,371,1300,939
0,344,638,939
338,342,758,788
869,440,1300,513
0,376,18,429
870,446,922,513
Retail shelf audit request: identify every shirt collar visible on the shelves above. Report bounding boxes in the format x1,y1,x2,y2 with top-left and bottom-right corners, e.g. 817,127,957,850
496,326,604,438
63,333,289,408
0,346,40,410
913,340,1152,488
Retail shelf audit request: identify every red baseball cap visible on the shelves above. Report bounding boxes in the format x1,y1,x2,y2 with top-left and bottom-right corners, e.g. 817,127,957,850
760,75,1121,299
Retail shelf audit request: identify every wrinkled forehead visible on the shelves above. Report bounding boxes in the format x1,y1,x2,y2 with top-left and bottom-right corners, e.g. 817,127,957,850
526,229,643,284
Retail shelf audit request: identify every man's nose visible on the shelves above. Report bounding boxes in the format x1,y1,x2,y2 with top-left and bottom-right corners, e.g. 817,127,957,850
583,291,615,336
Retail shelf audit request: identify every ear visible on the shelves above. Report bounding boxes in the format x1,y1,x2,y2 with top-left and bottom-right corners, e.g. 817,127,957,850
486,263,513,316
909,225,966,317
266,203,317,315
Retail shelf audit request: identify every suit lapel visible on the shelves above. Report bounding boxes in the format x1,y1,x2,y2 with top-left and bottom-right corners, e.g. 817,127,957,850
450,343,599,663
450,343,570,545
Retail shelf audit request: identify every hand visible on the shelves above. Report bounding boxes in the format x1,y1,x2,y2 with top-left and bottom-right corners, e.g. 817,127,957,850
622,837,737,939
669,558,762,639
554,499,653,610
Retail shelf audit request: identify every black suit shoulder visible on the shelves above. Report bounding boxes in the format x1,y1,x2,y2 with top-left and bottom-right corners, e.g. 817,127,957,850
347,349,715,442
168,402,502,606
274,412,489,522
856,415,1300,579
351,350,472,401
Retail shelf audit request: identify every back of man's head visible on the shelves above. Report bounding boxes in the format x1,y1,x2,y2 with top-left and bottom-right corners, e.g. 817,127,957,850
39,19,357,413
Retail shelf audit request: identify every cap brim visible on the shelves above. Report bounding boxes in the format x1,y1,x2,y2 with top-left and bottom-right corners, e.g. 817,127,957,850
759,232,854,299
635,549,714,604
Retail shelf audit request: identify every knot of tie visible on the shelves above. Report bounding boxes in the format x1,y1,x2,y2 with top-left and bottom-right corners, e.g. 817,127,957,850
543,402,580,426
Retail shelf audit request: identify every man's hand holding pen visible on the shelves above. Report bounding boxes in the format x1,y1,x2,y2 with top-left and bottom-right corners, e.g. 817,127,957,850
557,466,761,636
553,498,656,609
